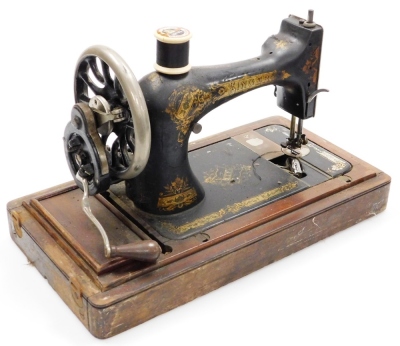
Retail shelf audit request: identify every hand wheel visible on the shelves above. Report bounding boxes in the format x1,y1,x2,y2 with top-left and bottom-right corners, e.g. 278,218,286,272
64,45,151,194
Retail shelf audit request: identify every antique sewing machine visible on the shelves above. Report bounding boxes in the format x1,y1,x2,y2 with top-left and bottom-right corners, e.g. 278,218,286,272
7,11,390,338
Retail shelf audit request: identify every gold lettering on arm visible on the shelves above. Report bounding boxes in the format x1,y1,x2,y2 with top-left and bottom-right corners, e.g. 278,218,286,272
166,71,290,144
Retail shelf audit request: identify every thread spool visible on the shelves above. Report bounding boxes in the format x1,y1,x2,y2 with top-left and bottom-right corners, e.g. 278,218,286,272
154,27,191,75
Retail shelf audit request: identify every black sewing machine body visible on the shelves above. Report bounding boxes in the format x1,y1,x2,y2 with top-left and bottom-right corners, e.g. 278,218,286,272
6,12,390,339
106,16,323,216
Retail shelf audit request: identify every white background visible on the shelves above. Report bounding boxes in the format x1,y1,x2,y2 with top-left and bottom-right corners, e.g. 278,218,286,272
1,1,399,345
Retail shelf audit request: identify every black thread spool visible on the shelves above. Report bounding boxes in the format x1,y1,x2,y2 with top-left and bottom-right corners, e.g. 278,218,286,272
154,27,191,75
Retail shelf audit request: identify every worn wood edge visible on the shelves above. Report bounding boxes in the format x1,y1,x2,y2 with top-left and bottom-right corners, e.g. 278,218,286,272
86,180,390,338
19,201,107,290
7,170,390,338
6,181,77,211
7,208,99,329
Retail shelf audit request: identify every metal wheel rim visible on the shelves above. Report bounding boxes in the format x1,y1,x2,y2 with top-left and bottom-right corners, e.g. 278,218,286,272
74,45,150,180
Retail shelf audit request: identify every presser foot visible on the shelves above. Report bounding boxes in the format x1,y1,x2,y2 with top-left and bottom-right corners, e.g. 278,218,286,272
280,143,310,158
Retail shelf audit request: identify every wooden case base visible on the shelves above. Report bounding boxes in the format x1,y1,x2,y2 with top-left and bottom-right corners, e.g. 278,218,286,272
7,116,391,339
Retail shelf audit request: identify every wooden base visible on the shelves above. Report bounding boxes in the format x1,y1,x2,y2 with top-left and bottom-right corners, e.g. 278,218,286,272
7,116,391,339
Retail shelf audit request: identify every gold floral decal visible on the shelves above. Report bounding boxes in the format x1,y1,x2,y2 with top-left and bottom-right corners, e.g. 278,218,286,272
162,181,298,234
307,142,347,172
166,86,212,144
157,176,198,211
302,46,320,84
166,71,291,144
203,164,253,186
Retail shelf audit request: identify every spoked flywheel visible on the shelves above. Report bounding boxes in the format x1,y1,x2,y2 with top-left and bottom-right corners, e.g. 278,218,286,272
64,45,151,195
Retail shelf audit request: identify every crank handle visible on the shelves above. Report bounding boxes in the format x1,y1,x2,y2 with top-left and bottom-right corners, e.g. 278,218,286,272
77,173,161,262
110,240,161,262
